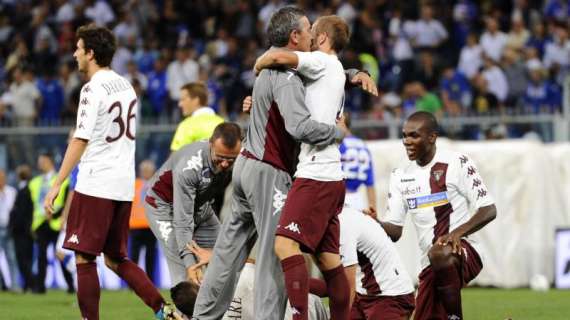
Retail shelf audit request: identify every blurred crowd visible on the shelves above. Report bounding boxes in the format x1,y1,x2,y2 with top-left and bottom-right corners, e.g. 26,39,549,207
0,0,568,129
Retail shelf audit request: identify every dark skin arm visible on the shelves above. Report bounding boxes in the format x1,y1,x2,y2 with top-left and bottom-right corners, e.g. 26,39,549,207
436,204,497,254
380,221,403,242
364,206,403,242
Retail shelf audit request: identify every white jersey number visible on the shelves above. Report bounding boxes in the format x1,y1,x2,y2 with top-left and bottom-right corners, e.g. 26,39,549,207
343,148,370,181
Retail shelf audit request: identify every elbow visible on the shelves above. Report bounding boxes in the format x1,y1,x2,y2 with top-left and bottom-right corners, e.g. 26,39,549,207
389,233,402,242
487,205,497,222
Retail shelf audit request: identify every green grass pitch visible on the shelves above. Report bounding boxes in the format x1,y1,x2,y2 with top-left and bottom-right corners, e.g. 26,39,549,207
1,288,569,319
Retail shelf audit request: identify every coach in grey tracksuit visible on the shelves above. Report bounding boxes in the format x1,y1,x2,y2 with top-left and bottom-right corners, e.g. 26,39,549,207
144,126,240,286
193,7,345,320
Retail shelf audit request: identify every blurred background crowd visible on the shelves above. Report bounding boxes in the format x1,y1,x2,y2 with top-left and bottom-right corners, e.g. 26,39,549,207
0,1,568,123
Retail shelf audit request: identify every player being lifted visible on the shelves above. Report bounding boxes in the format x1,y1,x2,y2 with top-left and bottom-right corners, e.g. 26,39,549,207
381,111,497,320
254,15,377,320
44,25,176,320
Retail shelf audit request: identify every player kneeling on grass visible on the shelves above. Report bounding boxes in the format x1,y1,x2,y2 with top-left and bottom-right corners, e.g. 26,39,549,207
144,122,242,287
381,111,497,320
310,206,415,320
171,248,330,320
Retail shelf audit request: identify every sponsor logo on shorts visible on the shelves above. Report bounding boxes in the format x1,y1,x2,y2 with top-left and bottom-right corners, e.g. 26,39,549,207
284,222,301,234
272,187,287,216
407,192,449,209
448,315,461,320
182,150,203,172
67,234,79,244
157,220,173,243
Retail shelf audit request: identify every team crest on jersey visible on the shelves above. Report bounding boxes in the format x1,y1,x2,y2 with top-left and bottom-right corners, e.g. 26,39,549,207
432,170,444,182
407,198,417,209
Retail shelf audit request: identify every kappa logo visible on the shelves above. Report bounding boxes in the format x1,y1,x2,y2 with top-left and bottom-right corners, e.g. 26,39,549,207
67,234,79,244
272,187,287,216
290,307,301,315
284,222,301,234
182,150,203,172
156,220,173,243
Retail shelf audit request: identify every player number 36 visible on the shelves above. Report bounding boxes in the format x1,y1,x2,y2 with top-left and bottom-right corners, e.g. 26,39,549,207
106,99,137,142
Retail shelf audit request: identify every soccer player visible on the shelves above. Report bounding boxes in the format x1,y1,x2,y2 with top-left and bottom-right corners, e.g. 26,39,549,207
170,257,330,320
339,113,377,217
170,82,224,152
310,206,415,320
43,25,176,320
253,15,352,320
145,123,241,286
381,111,497,320
193,7,350,320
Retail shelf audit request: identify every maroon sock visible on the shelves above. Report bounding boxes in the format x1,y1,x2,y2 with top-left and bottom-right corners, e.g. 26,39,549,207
323,264,350,320
281,255,309,320
309,278,328,297
116,259,165,312
435,264,463,319
76,262,100,320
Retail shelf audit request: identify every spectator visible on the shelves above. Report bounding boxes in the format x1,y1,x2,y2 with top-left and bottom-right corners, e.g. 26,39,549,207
9,67,40,126
58,61,81,114
36,68,65,125
84,0,115,27
29,152,74,293
458,33,483,79
506,15,530,52
129,160,158,282
113,12,140,45
413,50,441,91
125,60,148,91
471,75,499,114
525,21,548,58
481,56,509,103
440,66,472,115
146,56,168,118
524,60,562,114
542,22,570,85
0,168,19,291
501,48,528,107
387,7,415,89
407,82,443,117
166,46,199,102
413,4,449,50
480,16,508,62
8,165,34,292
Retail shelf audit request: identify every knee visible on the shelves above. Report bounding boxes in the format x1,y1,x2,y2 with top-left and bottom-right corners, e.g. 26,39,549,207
316,252,341,272
103,255,122,272
274,236,300,260
75,252,96,265
428,245,459,270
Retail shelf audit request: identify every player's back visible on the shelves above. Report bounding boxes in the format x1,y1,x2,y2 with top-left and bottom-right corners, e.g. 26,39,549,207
340,135,374,189
147,141,209,206
295,51,345,181
75,69,137,201
339,207,414,297
244,68,304,175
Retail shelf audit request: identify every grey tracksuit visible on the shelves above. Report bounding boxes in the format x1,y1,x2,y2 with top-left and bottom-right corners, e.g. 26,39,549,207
144,141,231,285
193,67,343,320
